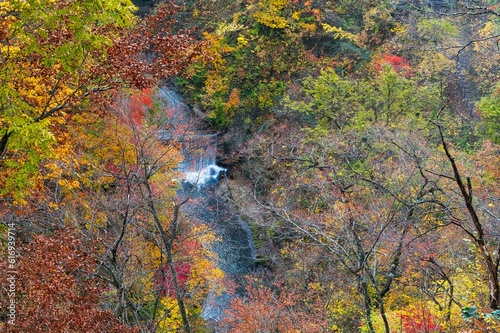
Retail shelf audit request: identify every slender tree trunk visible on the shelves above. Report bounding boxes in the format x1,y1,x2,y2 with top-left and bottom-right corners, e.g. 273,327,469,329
359,274,375,333
439,125,500,309
376,288,390,333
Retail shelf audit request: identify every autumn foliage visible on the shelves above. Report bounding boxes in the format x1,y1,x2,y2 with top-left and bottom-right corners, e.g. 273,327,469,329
0,230,138,333
221,278,327,333
2,0,500,332
0,0,201,201
399,304,443,333
107,2,203,89
373,54,412,77
157,262,192,297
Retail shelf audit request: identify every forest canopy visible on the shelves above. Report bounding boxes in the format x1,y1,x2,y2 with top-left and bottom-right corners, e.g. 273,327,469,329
1,0,500,332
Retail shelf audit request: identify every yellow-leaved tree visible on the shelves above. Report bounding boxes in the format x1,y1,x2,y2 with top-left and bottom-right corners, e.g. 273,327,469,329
0,0,137,200
0,0,200,201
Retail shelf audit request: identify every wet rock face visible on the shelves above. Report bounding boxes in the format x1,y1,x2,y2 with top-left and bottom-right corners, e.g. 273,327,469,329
159,87,255,325
180,184,255,326
180,185,255,275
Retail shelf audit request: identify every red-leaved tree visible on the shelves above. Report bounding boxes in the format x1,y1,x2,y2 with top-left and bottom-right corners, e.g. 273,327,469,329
221,278,327,333
0,229,139,333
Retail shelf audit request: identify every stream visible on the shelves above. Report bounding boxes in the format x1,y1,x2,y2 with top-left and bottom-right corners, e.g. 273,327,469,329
158,88,256,326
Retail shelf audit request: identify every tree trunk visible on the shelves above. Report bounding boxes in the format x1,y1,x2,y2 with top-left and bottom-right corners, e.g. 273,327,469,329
359,274,375,333
439,125,500,309
377,290,391,333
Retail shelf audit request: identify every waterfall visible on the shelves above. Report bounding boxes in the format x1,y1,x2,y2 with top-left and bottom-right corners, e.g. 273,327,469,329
157,87,228,187
181,185,256,323
178,134,218,172
177,134,228,188
158,88,190,115
158,88,255,326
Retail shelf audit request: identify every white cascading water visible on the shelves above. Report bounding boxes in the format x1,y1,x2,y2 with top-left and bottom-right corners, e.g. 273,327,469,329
176,133,227,188
183,164,227,188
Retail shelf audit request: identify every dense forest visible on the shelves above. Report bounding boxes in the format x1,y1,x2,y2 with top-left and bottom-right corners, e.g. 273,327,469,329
1,0,500,332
